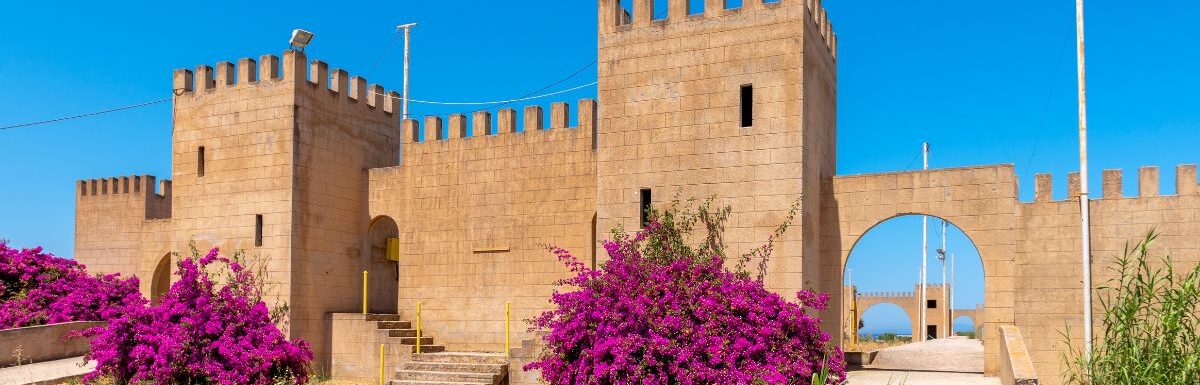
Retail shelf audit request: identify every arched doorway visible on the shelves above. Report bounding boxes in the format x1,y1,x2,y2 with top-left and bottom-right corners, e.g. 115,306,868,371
953,315,978,338
841,214,987,372
366,216,400,314
150,253,172,304
823,166,1019,376
858,303,915,342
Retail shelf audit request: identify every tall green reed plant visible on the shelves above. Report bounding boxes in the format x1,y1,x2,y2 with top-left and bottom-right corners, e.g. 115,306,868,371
1061,231,1200,385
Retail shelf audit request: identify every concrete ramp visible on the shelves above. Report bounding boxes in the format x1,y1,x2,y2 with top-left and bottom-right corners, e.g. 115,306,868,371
865,337,984,373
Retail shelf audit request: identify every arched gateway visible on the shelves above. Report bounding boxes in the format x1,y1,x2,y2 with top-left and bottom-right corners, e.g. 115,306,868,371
821,165,1017,375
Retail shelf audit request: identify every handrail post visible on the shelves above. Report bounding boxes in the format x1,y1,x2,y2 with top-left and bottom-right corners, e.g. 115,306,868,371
505,301,511,356
416,302,422,354
378,344,385,385
362,271,368,315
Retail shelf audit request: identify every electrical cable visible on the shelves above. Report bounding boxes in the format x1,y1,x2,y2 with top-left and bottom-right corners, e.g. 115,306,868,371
0,98,170,131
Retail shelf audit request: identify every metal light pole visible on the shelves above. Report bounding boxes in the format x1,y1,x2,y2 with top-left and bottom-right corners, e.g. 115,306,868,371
1075,0,1094,362
950,252,956,336
940,221,948,338
397,23,418,120
920,142,930,341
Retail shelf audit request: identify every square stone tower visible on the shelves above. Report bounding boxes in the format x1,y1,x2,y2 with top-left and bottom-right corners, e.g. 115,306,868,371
168,51,402,367
76,51,402,369
595,0,837,295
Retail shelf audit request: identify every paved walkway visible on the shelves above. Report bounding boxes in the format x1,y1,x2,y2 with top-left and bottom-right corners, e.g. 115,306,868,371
865,337,984,373
0,357,94,385
847,369,1000,385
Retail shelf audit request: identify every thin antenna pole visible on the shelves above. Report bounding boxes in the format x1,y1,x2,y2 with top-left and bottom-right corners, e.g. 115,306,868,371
921,142,929,341
941,220,947,338
951,252,956,336
1075,0,1094,363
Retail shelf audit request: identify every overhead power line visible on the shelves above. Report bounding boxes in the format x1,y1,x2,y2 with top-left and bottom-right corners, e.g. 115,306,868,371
0,98,171,131
391,81,597,106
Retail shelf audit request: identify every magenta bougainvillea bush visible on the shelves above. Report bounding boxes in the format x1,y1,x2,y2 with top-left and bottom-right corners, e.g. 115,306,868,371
526,199,846,385
82,246,312,385
0,242,144,329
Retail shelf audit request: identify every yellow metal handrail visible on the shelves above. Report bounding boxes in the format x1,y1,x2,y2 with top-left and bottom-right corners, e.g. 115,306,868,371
362,271,368,315
416,302,422,354
378,344,385,385
505,301,511,356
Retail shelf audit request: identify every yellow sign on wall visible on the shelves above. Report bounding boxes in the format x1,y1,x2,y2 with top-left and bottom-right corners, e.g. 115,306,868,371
386,238,400,262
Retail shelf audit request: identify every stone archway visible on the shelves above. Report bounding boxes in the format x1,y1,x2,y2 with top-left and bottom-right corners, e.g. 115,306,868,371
150,253,172,305
367,216,400,314
853,290,921,338
821,165,1018,376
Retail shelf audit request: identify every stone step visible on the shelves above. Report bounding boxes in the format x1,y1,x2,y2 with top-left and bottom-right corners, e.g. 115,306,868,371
400,361,507,374
366,314,402,322
393,369,499,383
389,336,436,345
403,344,446,354
377,321,413,329
411,352,508,365
387,329,420,338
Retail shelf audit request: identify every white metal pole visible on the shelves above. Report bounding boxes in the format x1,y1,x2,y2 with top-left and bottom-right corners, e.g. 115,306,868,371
921,142,929,341
941,220,948,338
951,252,956,336
397,23,417,120
1075,0,1094,362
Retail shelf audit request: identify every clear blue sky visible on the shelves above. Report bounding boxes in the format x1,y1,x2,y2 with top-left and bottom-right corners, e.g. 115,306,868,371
1,1,1197,331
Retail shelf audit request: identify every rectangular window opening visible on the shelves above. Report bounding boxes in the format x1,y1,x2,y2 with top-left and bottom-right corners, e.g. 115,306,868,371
197,146,206,177
740,84,754,128
639,189,653,228
927,299,937,309
653,0,668,20
689,0,705,15
255,214,264,247
619,0,633,25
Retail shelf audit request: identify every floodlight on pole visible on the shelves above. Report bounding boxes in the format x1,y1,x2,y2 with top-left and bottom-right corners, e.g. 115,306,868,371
290,29,315,51
397,23,418,120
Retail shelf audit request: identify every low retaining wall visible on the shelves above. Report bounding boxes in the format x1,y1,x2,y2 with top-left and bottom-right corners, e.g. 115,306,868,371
999,325,1039,385
328,313,412,382
0,321,103,367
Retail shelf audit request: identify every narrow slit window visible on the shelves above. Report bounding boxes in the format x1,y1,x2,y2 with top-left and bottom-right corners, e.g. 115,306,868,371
740,84,754,128
197,146,206,177
640,189,653,228
255,214,264,247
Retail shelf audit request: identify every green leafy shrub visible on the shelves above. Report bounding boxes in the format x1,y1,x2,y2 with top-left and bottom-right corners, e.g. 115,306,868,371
1061,231,1200,385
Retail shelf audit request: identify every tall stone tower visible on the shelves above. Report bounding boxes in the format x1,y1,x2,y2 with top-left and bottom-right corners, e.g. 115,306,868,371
595,0,837,295
168,51,402,367
76,51,403,369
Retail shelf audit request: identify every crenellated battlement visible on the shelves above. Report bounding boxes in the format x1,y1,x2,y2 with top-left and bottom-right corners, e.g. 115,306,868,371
400,99,597,145
173,51,402,117
77,175,171,199
1030,164,1199,202
857,291,915,301
600,0,836,58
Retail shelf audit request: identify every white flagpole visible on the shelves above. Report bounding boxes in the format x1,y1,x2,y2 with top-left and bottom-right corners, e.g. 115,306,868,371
1075,0,1094,362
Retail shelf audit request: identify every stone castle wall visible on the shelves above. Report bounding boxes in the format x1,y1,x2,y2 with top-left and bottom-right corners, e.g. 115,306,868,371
368,101,598,350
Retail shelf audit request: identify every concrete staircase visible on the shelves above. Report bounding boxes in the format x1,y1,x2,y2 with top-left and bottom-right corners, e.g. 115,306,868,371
390,352,509,385
367,314,446,353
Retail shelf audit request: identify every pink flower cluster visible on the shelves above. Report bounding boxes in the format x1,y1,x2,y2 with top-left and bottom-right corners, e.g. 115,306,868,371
82,247,312,385
0,243,144,329
526,221,846,385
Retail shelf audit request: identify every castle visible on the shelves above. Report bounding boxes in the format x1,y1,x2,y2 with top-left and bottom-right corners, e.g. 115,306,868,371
73,1,1200,383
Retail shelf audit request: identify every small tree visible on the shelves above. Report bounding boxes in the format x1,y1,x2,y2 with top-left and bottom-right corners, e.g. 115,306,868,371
84,245,312,385
0,242,144,329
527,198,846,385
